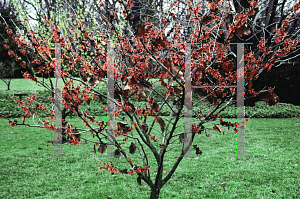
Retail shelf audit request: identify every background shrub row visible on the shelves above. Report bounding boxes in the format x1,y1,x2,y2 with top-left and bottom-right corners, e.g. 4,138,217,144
1,89,300,119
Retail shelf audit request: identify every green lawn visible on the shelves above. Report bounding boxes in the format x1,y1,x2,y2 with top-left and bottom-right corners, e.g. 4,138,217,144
1,116,299,198
0,77,161,91
1,78,300,198
0,77,107,91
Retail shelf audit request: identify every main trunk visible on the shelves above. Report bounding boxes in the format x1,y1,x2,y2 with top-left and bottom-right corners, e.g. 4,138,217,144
150,188,160,199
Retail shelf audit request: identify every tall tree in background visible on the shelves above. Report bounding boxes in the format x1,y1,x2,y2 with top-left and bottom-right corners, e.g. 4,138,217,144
0,61,17,90
0,1,24,89
190,0,300,106
231,0,300,105
0,0,43,81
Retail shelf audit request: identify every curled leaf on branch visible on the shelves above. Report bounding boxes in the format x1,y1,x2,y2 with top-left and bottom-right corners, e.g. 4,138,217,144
88,75,99,87
257,90,279,106
128,56,135,67
123,86,130,98
99,143,106,154
137,89,146,98
114,148,121,158
155,116,165,133
213,124,224,135
235,24,251,37
141,121,148,134
135,25,147,38
82,75,88,82
154,36,169,49
179,133,185,144
173,85,183,96
133,81,146,99
193,145,202,155
152,102,159,112
247,71,257,89
241,24,251,36
127,76,138,85
129,142,136,154
178,49,187,56
163,58,183,80
171,66,183,80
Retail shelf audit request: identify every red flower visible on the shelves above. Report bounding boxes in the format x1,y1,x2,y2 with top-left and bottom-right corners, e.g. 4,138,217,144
50,109,54,114
23,72,31,79
6,29,13,35
8,50,15,57
127,157,132,165
9,120,17,127
282,20,289,26
128,169,135,175
135,109,143,115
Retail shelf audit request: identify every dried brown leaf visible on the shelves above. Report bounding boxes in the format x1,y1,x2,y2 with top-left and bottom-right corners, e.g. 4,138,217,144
129,142,136,154
152,102,159,112
98,143,106,154
114,149,121,158
241,24,251,36
156,117,165,133
214,124,224,133
235,28,243,37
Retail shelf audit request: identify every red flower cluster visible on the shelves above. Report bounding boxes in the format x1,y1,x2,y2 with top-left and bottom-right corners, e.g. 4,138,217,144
7,50,15,57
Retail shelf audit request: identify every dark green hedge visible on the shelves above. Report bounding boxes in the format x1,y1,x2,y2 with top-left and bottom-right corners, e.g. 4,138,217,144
1,89,299,119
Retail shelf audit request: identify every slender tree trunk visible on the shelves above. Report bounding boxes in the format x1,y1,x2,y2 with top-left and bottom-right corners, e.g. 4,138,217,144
1,79,11,91
150,187,160,199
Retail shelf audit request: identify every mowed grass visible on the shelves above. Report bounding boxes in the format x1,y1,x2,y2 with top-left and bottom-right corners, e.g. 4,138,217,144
3,77,107,91
1,115,299,198
0,77,153,91
1,78,300,198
